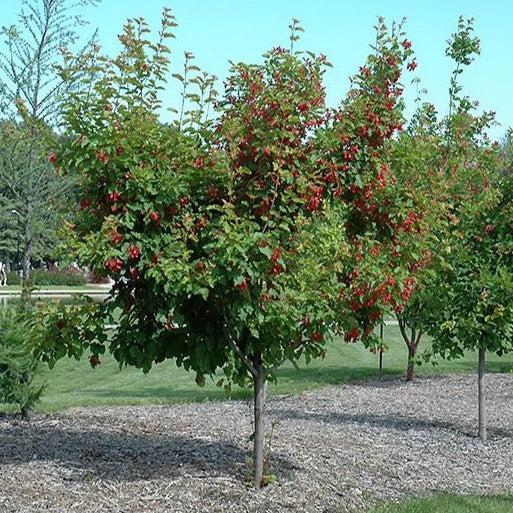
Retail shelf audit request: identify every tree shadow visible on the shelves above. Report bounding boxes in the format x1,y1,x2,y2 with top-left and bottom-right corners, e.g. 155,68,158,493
82,386,252,403
0,418,297,482
274,365,399,387
267,406,513,440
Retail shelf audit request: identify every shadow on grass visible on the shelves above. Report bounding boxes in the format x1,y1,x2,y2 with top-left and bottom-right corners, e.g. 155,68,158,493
0,418,297,482
79,386,253,403
274,365,399,387
434,359,513,373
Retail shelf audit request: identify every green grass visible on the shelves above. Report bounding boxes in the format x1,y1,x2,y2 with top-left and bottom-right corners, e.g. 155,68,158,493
368,493,513,512
30,324,513,412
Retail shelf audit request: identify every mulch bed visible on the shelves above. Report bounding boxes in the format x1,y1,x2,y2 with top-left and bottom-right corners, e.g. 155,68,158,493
1,373,513,512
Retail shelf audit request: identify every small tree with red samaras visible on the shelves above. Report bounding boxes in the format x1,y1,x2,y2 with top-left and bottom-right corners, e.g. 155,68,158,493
34,14,424,487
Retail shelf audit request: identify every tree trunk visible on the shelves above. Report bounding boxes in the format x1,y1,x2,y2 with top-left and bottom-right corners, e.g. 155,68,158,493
478,343,487,441
405,342,416,382
21,211,32,303
22,214,32,283
398,317,422,382
252,352,267,488
379,321,384,379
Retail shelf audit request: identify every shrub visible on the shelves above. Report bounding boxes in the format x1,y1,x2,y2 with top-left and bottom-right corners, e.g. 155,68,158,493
0,306,44,417
6,272,20,286
7,269,87,287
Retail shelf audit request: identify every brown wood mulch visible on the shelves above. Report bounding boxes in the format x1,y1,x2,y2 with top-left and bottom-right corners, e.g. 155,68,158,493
1,373,513,512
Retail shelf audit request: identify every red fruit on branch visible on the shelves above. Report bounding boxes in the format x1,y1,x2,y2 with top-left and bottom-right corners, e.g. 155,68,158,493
111,231,123,245
270,247,283,263
269,264,283,275
105,257,123,272
107,191,121,203
89,355,101,367
179,197,190,208
235,278,250,291
128,245,141,260
95,151,109,163
345,327,359,342
310,331,323,342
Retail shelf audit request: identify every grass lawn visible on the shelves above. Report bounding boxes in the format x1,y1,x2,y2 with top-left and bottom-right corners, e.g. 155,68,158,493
31,323,513,412
368,493,513,512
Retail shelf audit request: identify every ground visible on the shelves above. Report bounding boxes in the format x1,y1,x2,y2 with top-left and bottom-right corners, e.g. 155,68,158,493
1,373,513,512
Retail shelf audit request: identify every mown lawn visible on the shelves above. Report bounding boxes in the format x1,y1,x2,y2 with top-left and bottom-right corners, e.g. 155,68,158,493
368,493,513,513
32,324,513,412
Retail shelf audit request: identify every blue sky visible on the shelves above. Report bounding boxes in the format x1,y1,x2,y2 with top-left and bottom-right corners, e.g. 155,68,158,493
3,0,513,140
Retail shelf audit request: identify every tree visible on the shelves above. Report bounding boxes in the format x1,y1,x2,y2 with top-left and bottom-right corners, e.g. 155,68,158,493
391,101,441,381
410,18,510,440
0,0,98,289
423,168,513,441
0,119,64,270
34,14,424,487
391,17,498,384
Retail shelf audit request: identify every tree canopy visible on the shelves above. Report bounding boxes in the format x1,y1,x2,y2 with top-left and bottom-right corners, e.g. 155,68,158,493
33,12,429,486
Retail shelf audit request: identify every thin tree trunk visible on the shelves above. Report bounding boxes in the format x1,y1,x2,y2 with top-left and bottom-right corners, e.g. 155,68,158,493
22,213,31,283
252,352,267,488
478,343,487,441
398,317,422,382
22,127,37,299
21,208,32,303
379,321,384,379
406,343,416,381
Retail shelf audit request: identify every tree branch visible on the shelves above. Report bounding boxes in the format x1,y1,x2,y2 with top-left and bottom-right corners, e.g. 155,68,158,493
223,307,258,378
397,316,411,346
227,336,259,379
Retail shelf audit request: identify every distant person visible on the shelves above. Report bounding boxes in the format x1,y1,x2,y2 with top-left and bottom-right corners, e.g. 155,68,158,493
0,262,7,286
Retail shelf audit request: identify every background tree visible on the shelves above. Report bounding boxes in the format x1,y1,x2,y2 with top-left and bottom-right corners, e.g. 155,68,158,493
402,18,510,440
391,17,499,384
390,99,440,380
0,119,64,271
34,14,425,487
0,0,98,288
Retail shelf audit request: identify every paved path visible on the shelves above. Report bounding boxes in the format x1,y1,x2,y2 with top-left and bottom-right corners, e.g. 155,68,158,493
0,288,109,298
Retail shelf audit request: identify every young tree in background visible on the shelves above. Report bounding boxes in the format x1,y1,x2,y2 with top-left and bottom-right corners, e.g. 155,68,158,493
0,0,98,289
391,18,505,392
397,18,511,440
390,101,441,381
0,120,63,271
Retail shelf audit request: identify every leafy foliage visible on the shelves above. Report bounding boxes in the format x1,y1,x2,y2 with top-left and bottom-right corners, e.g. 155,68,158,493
390,17,503,380
0,0,97,285
0,306,44,416
33,12,426,486
6,268,87,286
